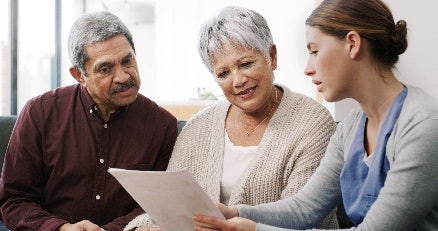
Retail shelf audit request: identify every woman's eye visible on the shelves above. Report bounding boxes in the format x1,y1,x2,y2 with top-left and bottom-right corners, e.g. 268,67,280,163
241,61,254,68
310,50,318,56
217,71,229,79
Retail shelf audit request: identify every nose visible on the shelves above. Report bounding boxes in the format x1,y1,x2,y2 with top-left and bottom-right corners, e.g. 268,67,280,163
113,65,131,82
231,70,248,87
304,59,315,77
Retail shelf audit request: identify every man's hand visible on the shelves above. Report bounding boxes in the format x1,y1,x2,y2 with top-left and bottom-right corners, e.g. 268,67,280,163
57,220,102,231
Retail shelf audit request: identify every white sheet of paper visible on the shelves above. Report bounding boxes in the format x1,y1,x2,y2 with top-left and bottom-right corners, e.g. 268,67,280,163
108,168,225,231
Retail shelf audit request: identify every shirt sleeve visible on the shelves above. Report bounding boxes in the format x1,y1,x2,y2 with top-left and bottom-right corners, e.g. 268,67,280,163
101,207,144,231
152,116,178,171
0,100,68,230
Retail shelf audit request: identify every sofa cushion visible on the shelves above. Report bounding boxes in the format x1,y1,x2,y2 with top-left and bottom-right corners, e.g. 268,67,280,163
0,116,17,169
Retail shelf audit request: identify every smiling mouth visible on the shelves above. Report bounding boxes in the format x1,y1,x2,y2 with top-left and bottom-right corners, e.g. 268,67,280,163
312,80,322,85
236,86,257,95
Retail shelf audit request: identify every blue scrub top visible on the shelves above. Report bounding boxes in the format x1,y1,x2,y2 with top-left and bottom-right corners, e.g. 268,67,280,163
340,88,408,225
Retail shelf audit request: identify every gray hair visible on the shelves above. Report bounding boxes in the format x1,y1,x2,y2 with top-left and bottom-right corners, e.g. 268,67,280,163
198,6,273,74
68,11,135,76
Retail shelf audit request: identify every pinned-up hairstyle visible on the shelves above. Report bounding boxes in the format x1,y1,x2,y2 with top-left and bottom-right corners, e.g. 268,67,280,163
306,0,408,68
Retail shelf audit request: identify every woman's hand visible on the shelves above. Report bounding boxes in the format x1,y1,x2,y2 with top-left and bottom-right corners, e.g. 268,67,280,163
216,203,239,219
193,215,256,231
134,225,162,231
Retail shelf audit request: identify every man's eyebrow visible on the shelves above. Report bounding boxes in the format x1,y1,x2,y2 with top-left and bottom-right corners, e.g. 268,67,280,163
93,61,112,73
122,53,134,61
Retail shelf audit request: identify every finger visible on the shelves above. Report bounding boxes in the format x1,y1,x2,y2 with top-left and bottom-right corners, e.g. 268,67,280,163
135,226,162,231
135,227,151,231
216,203,237,219
77,220,101,231
193,214,217,224
193,215,229,229
193,225,218,231
193,221,220,229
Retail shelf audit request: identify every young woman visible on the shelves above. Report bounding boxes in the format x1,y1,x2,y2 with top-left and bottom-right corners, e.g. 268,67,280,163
193,0,438,230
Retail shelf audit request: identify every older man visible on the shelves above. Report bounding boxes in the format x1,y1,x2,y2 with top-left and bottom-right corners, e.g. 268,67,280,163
0,12,177,231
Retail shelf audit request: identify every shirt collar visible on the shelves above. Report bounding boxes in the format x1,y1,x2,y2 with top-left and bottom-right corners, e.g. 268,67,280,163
79,84,129,119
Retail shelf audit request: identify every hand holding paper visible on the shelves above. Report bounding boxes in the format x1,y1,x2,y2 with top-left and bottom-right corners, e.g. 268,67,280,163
108,168,225,231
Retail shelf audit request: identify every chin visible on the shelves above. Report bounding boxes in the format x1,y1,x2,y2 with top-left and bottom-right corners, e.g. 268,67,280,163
321,92,337,102
325,94,347,103
118,95,138,106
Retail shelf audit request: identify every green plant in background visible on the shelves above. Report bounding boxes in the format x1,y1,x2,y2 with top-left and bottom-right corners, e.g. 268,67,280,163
197,87,218,100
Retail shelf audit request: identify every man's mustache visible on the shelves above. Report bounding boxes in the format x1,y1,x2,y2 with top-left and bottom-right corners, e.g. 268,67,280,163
111,79,138,94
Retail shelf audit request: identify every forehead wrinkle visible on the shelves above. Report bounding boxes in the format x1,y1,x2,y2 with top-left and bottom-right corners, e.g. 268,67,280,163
91,51,134,74
95,50,132,64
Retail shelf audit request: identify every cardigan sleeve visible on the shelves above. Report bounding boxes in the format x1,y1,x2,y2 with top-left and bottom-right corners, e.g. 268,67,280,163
279,100,338,229
280,105,336,198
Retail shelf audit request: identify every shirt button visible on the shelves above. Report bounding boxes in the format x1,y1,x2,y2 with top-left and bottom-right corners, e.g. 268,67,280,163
103,124,108,128
99,158,104,164
96,195,101,200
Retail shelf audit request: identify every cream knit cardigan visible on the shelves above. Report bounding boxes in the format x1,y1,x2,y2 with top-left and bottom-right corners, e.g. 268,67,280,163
124,85,338,230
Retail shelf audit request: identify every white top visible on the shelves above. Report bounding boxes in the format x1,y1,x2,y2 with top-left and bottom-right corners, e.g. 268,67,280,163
363,152,374,167
220,132,259,205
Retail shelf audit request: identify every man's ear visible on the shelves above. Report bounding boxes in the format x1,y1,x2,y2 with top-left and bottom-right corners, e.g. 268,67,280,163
345,31,362,59
270,44,277,70
70,67,85,85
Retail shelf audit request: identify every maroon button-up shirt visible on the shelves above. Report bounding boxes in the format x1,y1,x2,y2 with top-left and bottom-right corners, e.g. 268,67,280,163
0,84,178,230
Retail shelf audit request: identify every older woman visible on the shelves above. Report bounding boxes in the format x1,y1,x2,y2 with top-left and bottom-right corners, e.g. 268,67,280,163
125,6,337,231
193,0,438,230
